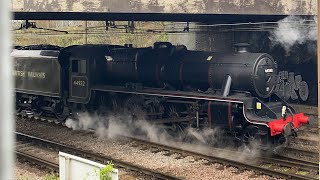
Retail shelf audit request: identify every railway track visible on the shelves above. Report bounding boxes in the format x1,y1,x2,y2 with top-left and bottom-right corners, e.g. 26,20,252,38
282,147,319,159
17,115,319,179
16,150,59,172
299,126,319,136
293,137,319,146
125,136,319,180
15,132,182,180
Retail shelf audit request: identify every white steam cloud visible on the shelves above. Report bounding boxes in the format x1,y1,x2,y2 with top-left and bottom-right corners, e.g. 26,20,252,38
65,110,262,160
270,16,317,54
66,111,184,143
65,110,227,148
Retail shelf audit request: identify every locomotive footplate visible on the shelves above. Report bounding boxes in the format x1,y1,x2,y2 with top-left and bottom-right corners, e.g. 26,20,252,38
152,117,191,124
92,85,248,103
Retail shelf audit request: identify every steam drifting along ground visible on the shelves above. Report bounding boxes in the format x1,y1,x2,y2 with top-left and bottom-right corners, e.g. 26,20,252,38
65,111,263,160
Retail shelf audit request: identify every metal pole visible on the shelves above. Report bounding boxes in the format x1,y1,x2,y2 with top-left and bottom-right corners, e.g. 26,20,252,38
0,1,14,180
318,0,320,123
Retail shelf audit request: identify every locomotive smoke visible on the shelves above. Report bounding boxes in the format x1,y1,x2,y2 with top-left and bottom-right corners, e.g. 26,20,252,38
270,16,317,54
65,111,222,146
65,112,171,142
66,111,262,161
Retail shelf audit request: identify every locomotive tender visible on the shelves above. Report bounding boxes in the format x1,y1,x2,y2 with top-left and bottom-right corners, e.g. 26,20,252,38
12,43,309,147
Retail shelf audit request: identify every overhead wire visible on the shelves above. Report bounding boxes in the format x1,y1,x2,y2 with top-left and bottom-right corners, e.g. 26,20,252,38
12,19,317,36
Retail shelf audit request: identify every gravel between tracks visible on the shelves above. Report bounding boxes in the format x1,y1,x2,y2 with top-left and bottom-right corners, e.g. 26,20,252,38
15,117,283,180
287,125,319,153
14,161,49,180
288,140,318,152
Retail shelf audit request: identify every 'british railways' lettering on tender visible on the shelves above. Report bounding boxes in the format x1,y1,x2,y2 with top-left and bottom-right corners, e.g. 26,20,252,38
13,70,46,79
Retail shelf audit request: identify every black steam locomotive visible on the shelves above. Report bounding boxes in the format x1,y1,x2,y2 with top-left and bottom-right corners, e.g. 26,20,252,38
12,42,309,147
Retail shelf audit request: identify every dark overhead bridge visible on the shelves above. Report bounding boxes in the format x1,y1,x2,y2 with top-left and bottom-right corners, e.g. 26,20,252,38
13,12,296,23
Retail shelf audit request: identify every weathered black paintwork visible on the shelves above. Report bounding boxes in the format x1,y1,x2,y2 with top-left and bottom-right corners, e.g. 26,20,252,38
12,50,62,97
59,44,124,103
12,43,278,103
68,43,277,99
12,44,304,147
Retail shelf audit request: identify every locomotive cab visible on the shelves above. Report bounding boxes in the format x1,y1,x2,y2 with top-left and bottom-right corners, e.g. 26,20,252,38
62,44,126,104
69,58,89,102
61,45,91,104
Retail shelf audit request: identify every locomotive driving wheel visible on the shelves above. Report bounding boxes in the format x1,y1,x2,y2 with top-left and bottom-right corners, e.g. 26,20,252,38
99,93,120,113
167,122,187,139
32,108,43,117
111,95,121,113
168,105,179,118
124,95,146,119
55,113,67,121
242,125,262,149
54,102,67,121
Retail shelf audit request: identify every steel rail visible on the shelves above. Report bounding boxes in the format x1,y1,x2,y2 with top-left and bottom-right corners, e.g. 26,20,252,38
15,132,182,180
282,147,319,158
16,117,319,179
15,151,59,171
126,136,318,180
293,137,319,146
270,155,318,169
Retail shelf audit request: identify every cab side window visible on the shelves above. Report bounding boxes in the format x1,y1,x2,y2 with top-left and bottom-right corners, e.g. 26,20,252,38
72,59,86,74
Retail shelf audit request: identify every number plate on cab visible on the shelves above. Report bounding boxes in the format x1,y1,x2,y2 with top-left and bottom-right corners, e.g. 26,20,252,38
71,76,88,98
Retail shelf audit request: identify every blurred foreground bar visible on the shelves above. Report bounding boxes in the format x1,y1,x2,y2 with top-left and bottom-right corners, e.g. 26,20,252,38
0,1,14,180
318,0,320,122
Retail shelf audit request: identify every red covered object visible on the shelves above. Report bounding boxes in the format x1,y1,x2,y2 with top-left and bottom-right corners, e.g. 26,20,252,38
268,113,309,136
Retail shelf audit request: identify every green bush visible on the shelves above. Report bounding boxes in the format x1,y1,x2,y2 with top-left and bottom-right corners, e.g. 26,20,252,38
100,161,114,180
44,172,59,180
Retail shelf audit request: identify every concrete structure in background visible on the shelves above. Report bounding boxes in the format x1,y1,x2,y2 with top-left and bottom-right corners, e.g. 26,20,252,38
11,0,316,15
12,0,316,51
